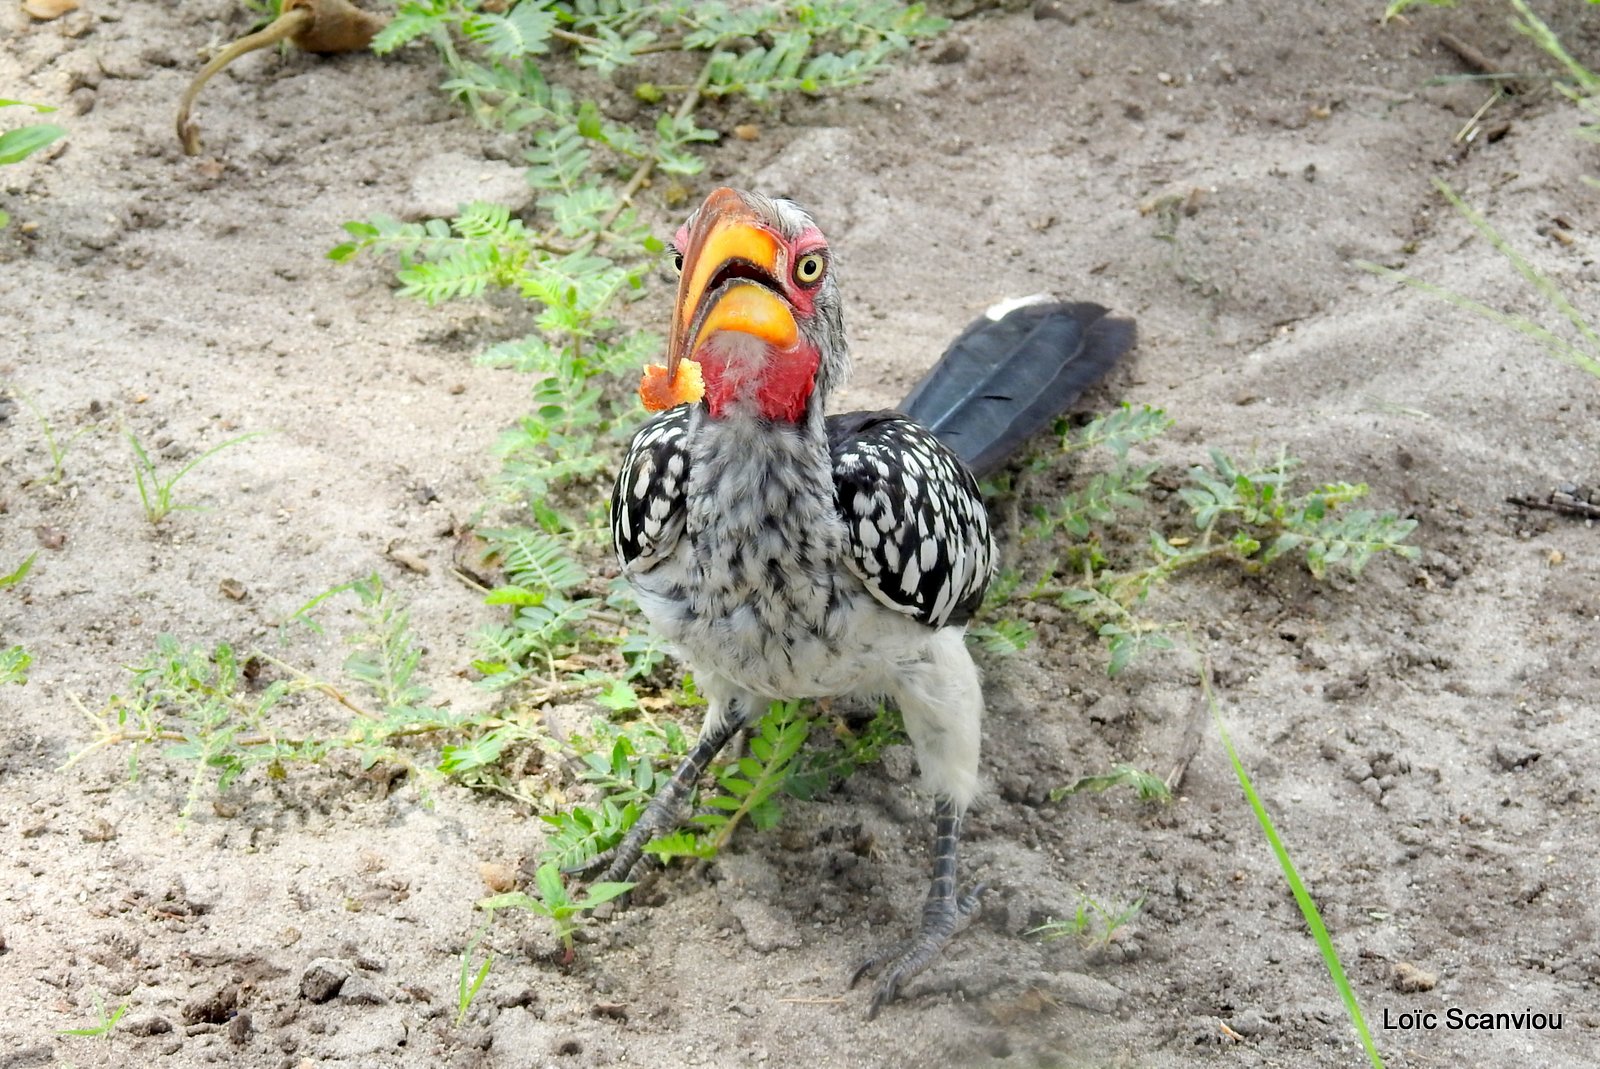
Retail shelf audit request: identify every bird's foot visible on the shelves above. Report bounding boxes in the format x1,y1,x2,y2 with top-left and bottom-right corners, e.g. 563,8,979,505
850,881,987,1019
563,840,662,887
562,811,675,904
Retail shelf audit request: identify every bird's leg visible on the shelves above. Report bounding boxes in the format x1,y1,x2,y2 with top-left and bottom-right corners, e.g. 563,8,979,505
587,712,743,887
851,798,985,1019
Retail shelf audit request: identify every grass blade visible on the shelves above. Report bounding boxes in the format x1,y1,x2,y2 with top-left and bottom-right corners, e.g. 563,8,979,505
1200,664,1385,1069
1431,178,1600,357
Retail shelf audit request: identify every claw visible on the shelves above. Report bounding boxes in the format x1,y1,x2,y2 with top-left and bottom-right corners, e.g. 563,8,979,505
561,846,617,880
852,881,986,1019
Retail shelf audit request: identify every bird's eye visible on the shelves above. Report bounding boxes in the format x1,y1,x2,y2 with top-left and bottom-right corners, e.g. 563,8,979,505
793,252,825,285
669,250,684,275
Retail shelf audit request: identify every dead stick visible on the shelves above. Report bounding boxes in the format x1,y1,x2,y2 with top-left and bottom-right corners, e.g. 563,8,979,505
176,0,385,156
1507,494,1600,520
177,8,314,156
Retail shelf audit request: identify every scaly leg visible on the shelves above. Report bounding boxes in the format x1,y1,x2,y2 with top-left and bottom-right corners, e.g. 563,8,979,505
587,711,743,886
851,797,986,1019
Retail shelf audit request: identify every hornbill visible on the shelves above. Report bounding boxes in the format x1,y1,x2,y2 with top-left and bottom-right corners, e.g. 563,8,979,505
600,187,1134,1017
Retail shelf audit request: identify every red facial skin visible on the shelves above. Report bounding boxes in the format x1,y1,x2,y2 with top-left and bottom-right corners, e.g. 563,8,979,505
673,221,828,423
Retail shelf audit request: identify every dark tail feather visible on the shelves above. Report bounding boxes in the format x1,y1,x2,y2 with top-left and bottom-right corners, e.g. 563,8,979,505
900,300,1136,478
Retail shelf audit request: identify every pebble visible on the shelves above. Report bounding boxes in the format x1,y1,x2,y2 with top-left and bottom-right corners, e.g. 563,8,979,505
1053,971,1124,1014
403,152,534,221
123,1014,173,1037
1391,961,1437,992
181,984,238,1025
300,958,349,1003
1229,1008,1270,1036
730,898,802,952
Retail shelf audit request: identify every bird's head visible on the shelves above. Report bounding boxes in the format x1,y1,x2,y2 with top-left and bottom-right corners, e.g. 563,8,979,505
664,187,847,423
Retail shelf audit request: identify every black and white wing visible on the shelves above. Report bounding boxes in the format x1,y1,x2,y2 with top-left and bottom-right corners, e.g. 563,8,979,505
611,405,693,572
828,411,995,629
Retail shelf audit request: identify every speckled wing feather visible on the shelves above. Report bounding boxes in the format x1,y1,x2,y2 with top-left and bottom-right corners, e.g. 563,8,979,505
828,412,995,628
612,405,693,572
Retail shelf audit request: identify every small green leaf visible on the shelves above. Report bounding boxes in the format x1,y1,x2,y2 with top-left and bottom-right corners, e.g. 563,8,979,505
596,679,639,712
576,100,604,141
576,881,635,909
534,863,568,911
484,585,546,607
479,891,540,913
0,123,65,165
1,553,36,588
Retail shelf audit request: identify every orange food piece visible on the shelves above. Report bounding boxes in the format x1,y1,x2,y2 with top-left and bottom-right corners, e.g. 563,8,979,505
639,359,705,411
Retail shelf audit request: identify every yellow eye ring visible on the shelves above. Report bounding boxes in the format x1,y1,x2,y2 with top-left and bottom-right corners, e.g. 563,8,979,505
669,250,684,275
793,252,825,285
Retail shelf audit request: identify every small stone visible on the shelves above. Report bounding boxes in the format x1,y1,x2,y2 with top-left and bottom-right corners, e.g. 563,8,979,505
729,899,802,952
879,744,915,783
479,862,516,894
1053,972,1124,1015
1392,962,1437,993
493,988,539,1010
124,1014,173,1037
1229,1008,1270,1036
404,152,534,221
182,985,238,1025
81,817,116,842
219,577,248,601
386,546,431,575
227,1010,252,1046
338,975,391,1006
24,0,80,20
301,958,350,1003
1493,743,1540,772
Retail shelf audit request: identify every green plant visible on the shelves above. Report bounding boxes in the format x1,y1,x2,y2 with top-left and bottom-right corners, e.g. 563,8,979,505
1202,659,1385,1069
1360,185,1599,381
61,574,587,820
0,645,29,687
641,699,811,863
966,617,1035,656
480,862,633,961
3,554,37,686
1049,764,1172,804
455,921,495,1025
58,993,129,1038
471,525,600,688
1,553,34,590
128,429,265,524
1018,405,1417,676
0,100,66,229
14,392,92,485
539,698,901,872
1381,0,1453,22
1028,891,1145,948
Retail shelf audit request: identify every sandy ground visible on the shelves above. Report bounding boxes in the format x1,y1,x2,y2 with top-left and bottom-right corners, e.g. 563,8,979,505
3,1,1598,1066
